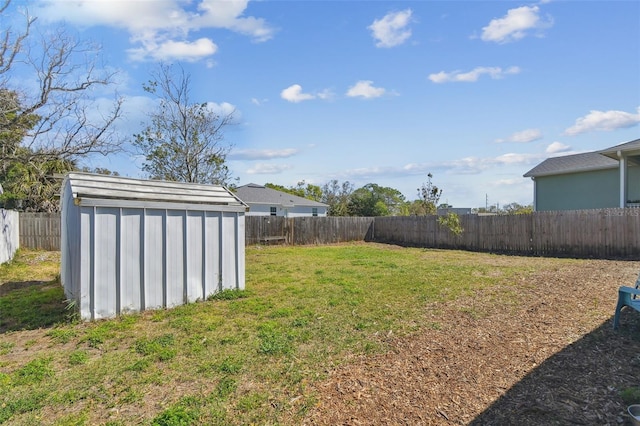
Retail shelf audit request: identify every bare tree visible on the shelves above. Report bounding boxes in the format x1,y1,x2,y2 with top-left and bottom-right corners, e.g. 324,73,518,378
0,0,124,165
0,0,124,211
134,63,235,185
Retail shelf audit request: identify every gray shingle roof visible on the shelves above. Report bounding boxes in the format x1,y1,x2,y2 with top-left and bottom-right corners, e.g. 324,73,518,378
523,152,618,177
524,138,640,177
234,184,328,207
599,138,640,159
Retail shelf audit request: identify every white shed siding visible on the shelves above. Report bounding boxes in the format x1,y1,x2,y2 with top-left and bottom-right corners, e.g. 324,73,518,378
121,209,142,313
204,212,221,295
61,173,247,320
0,209,19,264
186,211,203,304
145,210,165,310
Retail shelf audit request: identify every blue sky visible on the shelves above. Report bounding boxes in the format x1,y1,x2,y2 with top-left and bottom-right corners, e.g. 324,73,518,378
10,0,640,208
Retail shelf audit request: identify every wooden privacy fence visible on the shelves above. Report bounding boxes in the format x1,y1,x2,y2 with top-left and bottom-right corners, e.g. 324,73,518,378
20,212,60,251
373,209,640,259
245,216,375,245
17,209,640,259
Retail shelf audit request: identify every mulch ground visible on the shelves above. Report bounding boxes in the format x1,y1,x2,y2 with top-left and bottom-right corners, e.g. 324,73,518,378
302,259,640,426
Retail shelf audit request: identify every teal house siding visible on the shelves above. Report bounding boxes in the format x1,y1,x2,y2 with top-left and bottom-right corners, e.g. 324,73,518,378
524,139,640,212
534,168,619,211
628,166,640,202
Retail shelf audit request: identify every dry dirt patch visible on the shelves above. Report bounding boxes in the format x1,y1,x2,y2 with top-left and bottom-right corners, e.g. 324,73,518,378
303,259,640,426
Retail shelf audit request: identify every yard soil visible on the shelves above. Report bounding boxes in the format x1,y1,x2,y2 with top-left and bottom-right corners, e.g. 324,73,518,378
302,258,640,426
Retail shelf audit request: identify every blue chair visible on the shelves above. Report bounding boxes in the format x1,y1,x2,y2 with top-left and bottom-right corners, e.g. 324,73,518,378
613,274,640,330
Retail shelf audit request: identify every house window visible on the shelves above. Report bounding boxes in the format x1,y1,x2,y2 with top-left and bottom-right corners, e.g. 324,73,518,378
270,207,277,216
312,208,318,217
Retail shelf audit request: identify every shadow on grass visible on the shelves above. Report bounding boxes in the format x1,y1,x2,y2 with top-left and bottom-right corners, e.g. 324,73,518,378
470,313,640,425
0,279,70,333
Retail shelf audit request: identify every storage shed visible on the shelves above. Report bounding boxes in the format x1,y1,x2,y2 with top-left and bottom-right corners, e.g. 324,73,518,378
61,173,248,320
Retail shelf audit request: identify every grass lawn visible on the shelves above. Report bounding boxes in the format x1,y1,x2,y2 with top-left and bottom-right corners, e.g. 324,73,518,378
0,243,583,425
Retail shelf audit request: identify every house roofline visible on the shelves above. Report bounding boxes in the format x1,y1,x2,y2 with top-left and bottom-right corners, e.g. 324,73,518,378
523,162,618,178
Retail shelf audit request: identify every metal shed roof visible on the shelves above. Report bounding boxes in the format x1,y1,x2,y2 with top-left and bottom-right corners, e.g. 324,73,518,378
65,172,248,210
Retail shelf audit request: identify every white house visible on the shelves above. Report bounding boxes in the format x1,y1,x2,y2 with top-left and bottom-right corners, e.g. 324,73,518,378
234,183,328,217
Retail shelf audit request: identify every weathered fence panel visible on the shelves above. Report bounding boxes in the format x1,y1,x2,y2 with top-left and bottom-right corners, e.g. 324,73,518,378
0,209,19,264
20,212,60,251
291,216,374,245
244,216,374,245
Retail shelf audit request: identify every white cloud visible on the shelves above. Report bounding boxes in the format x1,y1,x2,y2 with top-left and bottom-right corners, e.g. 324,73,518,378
195,0,273,42
546,141,571,154
564,107,640,135
338,151,544,180
368,9,413,48
206,102,237,119
346,80,386,99
317,89,335,101
230,148,299,160
128,38,218,62
280,84,315,103
443,153,543,174
495,128,542,143
246,163,293,174
35,0,274,62
429,66,520,83
481,5,552,43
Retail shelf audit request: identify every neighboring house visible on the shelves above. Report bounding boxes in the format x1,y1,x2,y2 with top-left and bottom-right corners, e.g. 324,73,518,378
524,138,640,211
234,183,329,217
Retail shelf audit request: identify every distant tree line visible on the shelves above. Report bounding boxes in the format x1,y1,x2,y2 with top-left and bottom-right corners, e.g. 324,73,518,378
265,176,533,218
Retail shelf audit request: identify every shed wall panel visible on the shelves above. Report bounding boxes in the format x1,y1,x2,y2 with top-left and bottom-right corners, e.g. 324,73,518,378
144,210,165,310
79,208,93,319
166,211,185,307
186,211,204,302
204,212,221,294
94,208,118,319
236,215,246,289
221,213,244,290
221,213,238,289
121,209,143,313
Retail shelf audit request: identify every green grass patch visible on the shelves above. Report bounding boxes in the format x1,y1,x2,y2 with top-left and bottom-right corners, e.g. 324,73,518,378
0,245,571,425
208,289,249,301
621,386,640,405
134,334,177,361
0,389,49,423
14,357,54,384
68,350,89,366
0,250,68,332
0,282,68,332
47,328,78,344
